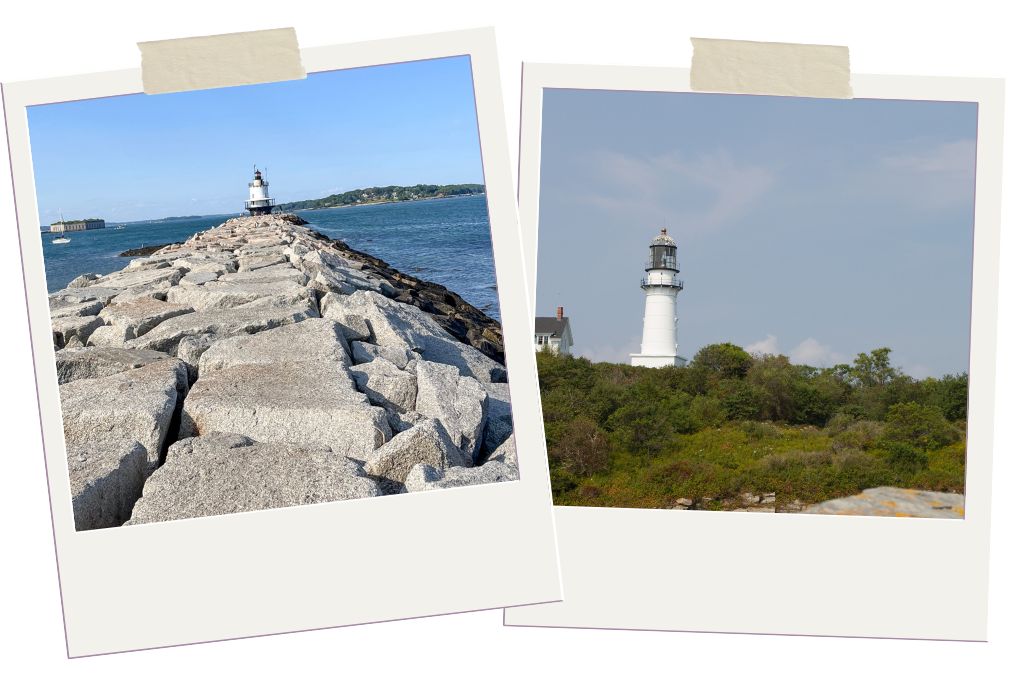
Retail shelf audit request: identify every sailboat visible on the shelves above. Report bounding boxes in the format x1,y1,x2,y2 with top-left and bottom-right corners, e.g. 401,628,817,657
51,211,70,244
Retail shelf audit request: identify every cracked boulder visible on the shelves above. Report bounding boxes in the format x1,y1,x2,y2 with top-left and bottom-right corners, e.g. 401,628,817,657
126,432,380,525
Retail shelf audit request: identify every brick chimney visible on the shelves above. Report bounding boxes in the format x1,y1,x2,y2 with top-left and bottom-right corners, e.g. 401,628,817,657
556,306,564,321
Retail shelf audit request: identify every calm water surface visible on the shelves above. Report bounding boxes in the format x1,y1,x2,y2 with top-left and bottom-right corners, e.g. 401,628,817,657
40,194,500,318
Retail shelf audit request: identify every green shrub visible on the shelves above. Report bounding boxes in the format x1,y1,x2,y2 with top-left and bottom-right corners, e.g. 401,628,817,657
688,395,726,429
883,402,958,451
883,441,929,473
550,416,612,477
831,420,884,451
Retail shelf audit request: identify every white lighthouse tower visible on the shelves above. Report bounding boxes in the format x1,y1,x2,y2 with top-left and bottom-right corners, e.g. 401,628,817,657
244,167,275,215
630,228,685,368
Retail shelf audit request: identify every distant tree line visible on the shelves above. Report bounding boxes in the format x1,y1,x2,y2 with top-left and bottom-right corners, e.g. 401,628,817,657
277,184,484,211
538,344,968,509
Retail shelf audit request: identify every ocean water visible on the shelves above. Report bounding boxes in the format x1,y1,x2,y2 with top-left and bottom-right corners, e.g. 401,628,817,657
39,194,500,319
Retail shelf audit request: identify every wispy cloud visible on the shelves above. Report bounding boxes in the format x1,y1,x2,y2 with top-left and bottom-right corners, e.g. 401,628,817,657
744,334,781,356
788,337,845,366
577,149,777,234
745,334,846,367
576,335,643,364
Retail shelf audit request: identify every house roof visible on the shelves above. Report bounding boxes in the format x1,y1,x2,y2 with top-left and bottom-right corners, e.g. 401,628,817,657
535,316,569,337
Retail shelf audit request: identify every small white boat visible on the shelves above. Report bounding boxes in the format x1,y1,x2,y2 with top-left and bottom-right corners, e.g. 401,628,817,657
51,223,70,244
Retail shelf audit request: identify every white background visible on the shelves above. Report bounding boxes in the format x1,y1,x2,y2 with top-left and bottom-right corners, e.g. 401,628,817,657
1,0,1020,679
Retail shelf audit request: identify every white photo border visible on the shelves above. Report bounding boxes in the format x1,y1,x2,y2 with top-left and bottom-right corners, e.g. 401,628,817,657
507,63,1003,640
3,29,562,657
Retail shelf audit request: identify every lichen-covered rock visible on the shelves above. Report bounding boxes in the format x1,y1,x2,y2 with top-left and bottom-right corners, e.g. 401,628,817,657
415,360,489,460
802,487,965,519
179,360,390,460
68,437,148,531
55,347,176,384
128,301,317,355
364,418,468,490
197,318,351,376
59,358,188,468
351,357,417,413
126,433,379,525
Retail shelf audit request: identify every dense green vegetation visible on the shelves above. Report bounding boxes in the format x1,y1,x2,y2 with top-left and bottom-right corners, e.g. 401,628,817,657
538,344,967,510
277,184,484,211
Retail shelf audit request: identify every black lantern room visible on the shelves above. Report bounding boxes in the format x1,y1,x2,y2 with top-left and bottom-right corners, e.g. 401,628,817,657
646,228,678,272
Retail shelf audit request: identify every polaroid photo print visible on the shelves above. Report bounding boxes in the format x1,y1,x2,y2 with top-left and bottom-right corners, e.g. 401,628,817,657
507,62,1003,640
4,28,560,656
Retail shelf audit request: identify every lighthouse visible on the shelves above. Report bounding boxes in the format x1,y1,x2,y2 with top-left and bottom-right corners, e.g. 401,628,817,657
630,228,685,368
244,167,275,215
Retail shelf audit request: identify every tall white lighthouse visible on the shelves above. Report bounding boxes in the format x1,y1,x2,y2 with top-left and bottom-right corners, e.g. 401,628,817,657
244,167,276,215
630,228,685,368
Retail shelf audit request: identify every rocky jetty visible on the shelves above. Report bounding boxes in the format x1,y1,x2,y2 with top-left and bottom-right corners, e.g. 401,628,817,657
668,487,964,518
50,214,517,531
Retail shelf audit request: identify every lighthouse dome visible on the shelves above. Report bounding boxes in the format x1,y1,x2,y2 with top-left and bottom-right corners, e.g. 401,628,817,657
650,227,676,247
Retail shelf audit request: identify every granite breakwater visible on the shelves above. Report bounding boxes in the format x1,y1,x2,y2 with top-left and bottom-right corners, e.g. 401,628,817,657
49,214,517,530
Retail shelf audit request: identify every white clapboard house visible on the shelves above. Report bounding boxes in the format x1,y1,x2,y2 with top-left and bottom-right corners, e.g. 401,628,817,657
534,306,573,355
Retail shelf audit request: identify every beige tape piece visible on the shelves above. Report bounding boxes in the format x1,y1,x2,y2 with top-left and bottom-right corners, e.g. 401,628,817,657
138,28,306,95
690,38,852,99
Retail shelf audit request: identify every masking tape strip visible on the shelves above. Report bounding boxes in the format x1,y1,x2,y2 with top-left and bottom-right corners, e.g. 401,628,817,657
138,28,306,95
690,37,852,99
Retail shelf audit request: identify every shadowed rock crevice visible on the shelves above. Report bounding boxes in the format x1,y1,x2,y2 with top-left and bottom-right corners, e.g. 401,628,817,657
50,214,518,530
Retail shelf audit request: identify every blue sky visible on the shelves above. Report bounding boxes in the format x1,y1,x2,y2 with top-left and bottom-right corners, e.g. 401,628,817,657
536,89,978,379
27,56,483,223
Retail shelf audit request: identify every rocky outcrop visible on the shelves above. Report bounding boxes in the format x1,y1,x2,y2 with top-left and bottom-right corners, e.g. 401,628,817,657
801,487,964,518
48,213,517,530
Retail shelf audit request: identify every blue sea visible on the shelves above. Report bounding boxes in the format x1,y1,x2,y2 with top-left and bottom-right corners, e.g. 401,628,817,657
40,194,501,319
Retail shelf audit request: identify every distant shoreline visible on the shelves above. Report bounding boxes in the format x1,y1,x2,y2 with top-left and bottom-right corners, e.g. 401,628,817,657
292,192,485,212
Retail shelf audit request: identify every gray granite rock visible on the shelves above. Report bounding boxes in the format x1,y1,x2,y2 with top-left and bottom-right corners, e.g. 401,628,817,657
480,382,513,461
404,458,518,492
218,263,309,286
165,279,310,311
179,271,219,286
93,265,184,291
55,347,175,384
52,315,103,348
50,300,104,319
126,433,379,525
320,293,371,342
98,298,194,340
128,302,317,355
59,358,188,468
179,360,390,460
341,290,505,383
49,286,122,307
197,318,351,376
415,359,488,460
363,418,468,490
351,357,417,413
351,341,413,369
67,273,101,288
237,252,286,272
68,437,148,531
483,434,518,470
